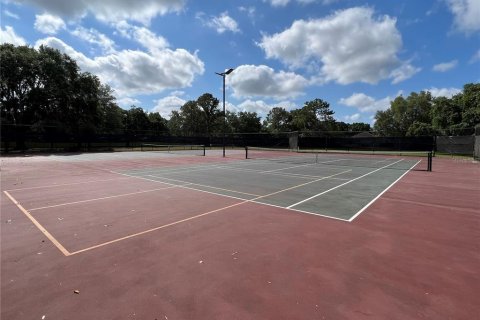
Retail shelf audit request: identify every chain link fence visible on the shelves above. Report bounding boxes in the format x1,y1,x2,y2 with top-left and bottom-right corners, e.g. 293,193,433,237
1,124,479,158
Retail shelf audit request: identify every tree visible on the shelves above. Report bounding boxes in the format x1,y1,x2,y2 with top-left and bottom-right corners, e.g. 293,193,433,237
431,96,462,134
290,106,318,131
289,99,336,132
177,101,206,136
148,112,168,134
406,121,435,136
307,99,335,123
264,107,292,133
197,93,220,141
225,111,239,133
0,45,38,126
237,112,262,133
350,122,371,132
374,92,433,136
167,111,183,136
126,106,150,133
374,109,398,136
97,85,124,134
459,83,480,128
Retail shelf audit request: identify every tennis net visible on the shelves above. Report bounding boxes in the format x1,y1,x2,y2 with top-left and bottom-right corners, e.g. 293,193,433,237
245,147,432,171
141,144,206,156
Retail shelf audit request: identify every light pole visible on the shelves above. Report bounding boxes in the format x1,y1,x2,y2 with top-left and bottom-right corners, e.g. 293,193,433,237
215,68,234,157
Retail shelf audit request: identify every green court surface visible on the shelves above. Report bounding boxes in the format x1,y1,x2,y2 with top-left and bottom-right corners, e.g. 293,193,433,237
119,154,421,221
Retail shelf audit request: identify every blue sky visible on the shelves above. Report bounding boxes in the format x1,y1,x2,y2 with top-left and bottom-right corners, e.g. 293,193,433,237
1,0,479,124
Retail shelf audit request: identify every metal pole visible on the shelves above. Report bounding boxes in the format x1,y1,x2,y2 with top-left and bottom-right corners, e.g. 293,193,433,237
223,74,226,158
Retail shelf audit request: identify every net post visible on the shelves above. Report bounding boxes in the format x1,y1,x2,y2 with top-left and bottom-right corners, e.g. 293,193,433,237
202,145,206,156
427,151,432,172
245,146,248,159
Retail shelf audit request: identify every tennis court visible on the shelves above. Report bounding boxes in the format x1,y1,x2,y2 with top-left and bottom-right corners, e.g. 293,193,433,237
1,148,479,319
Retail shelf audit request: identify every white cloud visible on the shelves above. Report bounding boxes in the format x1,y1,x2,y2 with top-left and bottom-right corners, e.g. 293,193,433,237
152,95,187,118
227,65,308,100
470,49,480,63
115,21,169,52
390,61,421,84
446,0,480,34
0,26,26,45
266,0,290,6
339,92,400,113
15,0,185,24
427,87,461,98
344,113,361,122
226,99,296,119
117,97,141,109
34,13,66,34
71,26,116,54
264,0,329,7
432,60,458,72
34,37,205,96
258,7,418,84
170,90,186,97
197,11,240,34
4,10,20,19
238,6,256,22
132,26,170,51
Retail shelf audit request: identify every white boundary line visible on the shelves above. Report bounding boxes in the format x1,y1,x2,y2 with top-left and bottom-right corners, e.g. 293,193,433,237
5,176,134,192
263,158,347,173
287,158,405,209
68,168,352,255
213,165,351,181
348,160,420,222
124,161,351,185
28,184,190,211
146,174,263,197
3,191,71,256
114,169,352,221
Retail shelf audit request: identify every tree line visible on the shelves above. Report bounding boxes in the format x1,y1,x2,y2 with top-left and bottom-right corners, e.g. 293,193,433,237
1,44,478,146
374,84,480,136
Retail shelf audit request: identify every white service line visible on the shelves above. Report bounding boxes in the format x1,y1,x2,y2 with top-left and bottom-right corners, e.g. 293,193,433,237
348,159,420,222
6,176,134,192
111,169,351,221
263,158,347,173
287,158,405,209
146,174,263,197
213,165,350,181
29,184,191,211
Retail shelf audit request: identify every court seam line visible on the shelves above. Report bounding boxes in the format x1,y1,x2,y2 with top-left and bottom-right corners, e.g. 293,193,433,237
3,191,71,256
348,160,420,222
68,200,248,255
28,184,191,211
378,197,480,215
111,172,252,202
287,158,405,209
248,199,349,222
5,176,136,192
145,168,351,201
69,168,351,255
144,175,263,197
215,165,352,181
262,158,347,173
146,168,351,207
124,162,232,176
125,172,351,222
129,162,351,182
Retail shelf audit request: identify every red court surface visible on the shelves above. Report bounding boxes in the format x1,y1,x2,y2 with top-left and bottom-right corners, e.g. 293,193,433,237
1,154,479,319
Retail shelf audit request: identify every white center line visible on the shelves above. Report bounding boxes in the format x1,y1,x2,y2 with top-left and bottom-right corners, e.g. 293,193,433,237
287,158,405,209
